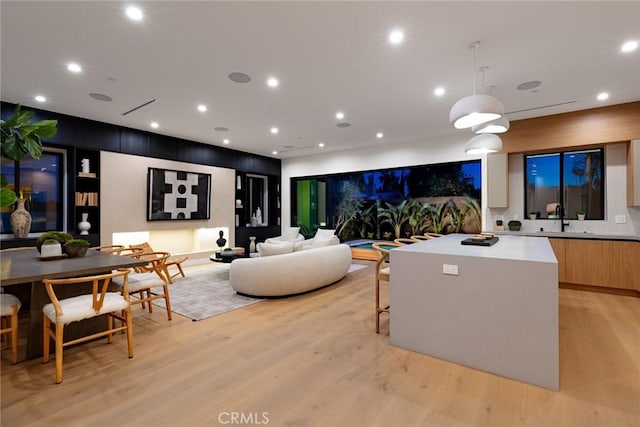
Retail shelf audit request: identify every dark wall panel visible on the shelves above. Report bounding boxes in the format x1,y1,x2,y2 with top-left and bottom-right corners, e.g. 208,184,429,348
120,129,150,157
0,101,281,175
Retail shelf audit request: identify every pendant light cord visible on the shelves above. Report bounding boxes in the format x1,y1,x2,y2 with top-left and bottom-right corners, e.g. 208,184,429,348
471,43,477,95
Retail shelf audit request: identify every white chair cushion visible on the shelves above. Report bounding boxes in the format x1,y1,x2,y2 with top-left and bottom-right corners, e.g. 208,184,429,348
0,294,21,316
43,293,129,325
257,241,294,257
112,273,166,293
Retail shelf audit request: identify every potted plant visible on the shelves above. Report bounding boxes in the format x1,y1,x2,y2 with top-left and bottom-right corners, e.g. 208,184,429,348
529,212,538,220
1,104,58,207
63,239,90,258
40,238,63,258
508,220,522,231
576,210,586,220
36,231,73,253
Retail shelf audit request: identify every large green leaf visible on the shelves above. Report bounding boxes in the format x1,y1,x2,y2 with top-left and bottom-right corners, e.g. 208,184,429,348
0,186,17,208
1,104,57,161
1,134,24,161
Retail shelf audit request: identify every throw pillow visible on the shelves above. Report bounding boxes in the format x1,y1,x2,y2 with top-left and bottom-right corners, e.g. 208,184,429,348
282,226,300,240
314,228,335,239
257,241,294,257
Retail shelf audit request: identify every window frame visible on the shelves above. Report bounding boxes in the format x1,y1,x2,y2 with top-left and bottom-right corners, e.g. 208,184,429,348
1,147,68,237
523,147,605,220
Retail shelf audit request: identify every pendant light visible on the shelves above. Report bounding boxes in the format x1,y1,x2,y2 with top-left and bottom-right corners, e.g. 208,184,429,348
449,41,504,129
471,116,510,134
465,133,503,155
470,67,509,134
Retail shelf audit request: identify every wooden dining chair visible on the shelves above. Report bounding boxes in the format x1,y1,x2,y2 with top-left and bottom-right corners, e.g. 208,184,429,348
129,242,187,284
372,241,404,334
0,292,21,364
425,233,444,238
42,270,133,384
411,235,434,241
90,244,125,254
394,237,418,244
116,251,173,320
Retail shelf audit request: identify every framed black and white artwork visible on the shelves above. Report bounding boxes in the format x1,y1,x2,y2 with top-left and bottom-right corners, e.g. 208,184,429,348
147,168,211,221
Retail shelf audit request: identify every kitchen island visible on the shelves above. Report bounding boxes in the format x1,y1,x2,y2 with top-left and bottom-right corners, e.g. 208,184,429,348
390,234,558,390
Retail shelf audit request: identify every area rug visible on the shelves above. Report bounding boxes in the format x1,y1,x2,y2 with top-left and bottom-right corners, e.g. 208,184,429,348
347,264,368,273
152,264,263,321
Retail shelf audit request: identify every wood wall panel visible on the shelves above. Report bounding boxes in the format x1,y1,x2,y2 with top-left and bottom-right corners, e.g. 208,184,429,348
502,102,640,153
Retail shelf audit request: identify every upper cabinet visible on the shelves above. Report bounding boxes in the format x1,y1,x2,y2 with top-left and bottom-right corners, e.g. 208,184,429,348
487,153,508,208
627,139,640,206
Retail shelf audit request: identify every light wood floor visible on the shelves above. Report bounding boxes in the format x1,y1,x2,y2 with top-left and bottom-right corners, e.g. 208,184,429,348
1,262,639,427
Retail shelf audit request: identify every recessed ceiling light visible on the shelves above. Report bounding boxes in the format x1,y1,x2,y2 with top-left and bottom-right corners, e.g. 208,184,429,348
318,142,325,148
335,112,344,120
270,127,279,134
35,95,47,103
434,87,446,97
125,5,143,21
223,139,230,145
621,40,638,53
267,77,279,88
197,104,207,112
272,150,278,155
376,132,384,139
389,29,404,45
67,62,82,73
150,122,159,129
597,92,609,101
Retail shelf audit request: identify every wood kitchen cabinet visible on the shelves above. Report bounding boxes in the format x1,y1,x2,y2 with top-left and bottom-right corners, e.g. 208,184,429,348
564,239,640,290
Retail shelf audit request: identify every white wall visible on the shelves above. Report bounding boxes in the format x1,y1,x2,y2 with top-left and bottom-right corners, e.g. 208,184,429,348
100,152,235,255
283,139,640,237
488,143,640,235
281,133,492,229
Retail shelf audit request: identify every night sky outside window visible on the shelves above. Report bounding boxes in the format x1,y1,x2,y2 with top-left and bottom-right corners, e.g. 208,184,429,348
525,148,604,220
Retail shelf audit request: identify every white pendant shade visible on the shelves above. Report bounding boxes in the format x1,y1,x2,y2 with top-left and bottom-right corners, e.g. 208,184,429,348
465,133,502,155
471,116,510,134
449,94,505,129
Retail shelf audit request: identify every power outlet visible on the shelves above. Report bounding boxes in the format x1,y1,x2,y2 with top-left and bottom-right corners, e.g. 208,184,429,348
615,215,627,224
443,264,459,276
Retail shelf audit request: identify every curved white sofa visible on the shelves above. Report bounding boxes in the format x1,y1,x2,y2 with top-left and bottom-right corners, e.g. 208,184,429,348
230,244,352,297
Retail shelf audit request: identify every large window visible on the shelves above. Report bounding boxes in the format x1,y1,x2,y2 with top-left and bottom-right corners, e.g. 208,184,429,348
525,148,604,220
1,149,66,235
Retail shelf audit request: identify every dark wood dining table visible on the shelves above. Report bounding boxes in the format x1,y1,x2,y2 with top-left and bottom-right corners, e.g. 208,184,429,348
0,248,146,359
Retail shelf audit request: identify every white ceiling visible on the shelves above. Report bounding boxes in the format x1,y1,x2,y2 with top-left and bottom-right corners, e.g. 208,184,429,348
1,1,639,159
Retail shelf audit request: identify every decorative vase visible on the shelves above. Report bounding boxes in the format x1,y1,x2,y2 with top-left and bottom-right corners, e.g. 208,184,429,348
78,213,91,235
10,198,31,239
249,236,256,253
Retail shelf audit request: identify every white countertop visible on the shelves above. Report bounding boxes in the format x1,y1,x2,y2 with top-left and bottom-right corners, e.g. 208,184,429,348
490,230,640,241
393,233,557,263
